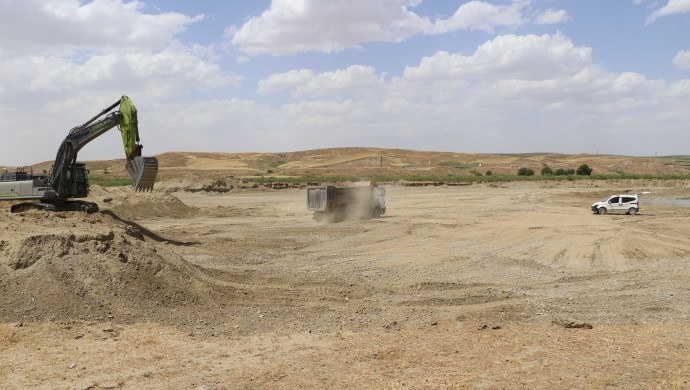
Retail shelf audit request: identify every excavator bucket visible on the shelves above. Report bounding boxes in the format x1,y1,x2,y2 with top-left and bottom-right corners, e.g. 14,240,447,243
126,156,158,191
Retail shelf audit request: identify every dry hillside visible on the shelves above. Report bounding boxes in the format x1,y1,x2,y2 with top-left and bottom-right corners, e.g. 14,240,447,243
6,148,690,179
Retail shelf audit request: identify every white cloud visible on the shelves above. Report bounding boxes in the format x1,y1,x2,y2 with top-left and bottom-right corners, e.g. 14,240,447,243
0,0,202,54
258,70,316,94
232,32,689,156
151,66,688,160
0,0,239,106
535,8,569,25
0,0,240,165
673,50,690,68
397,33,591,87
430,0,529,34
258,65,385,97
388,33,688,154
230,0,535,56
0,44,241,108
646,0,690,24
230,0,431,56
0,43,242,165
110,30,690,161
389,33,680,125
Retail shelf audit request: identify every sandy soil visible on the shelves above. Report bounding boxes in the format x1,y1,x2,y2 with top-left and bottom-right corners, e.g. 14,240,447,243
1,180,689,389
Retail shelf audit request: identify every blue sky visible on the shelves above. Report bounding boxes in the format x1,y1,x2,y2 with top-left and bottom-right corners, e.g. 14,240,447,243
1,0,689,165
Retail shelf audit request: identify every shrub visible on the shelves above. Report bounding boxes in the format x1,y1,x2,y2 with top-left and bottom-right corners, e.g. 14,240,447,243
541,166,553,176
485,170,493,176
576,164,593,175
517,167,535,176
555,168,575,176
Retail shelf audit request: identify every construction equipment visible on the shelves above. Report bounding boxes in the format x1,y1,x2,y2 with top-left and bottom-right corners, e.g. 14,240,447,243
307,183,386,222
0,96,158,213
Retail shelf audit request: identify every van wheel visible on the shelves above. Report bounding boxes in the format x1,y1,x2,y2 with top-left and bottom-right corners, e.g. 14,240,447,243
628,208,637,215
598,207,607,215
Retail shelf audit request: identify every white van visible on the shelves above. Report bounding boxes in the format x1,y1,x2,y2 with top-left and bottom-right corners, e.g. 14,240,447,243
591,194,640,215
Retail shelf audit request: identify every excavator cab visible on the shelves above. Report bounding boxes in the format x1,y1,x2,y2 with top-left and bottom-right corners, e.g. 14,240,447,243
61,163,89,198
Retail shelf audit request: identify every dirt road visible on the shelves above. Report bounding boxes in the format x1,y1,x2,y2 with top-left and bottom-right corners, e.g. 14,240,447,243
1,181,689,389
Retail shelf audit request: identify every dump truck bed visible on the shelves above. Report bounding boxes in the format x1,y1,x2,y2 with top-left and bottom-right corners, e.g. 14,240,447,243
307,186,375,212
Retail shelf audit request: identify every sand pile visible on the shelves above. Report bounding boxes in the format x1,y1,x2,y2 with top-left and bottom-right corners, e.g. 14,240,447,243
153,175,241,193
0,209,234,327
87,185,198,219
651,186,690,199
155,175,309,194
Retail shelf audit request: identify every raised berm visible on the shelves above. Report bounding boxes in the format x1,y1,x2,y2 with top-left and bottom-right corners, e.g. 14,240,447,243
0,189,233,328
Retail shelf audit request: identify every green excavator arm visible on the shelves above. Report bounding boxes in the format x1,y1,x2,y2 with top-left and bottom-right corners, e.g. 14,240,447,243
118,96,140,159
117,96,157,191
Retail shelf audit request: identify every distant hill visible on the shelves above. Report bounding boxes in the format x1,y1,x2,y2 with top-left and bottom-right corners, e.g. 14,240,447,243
5,148,690,179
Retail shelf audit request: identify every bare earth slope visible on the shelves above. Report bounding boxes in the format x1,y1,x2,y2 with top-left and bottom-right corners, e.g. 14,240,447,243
1,178,689,389
9,148,690,178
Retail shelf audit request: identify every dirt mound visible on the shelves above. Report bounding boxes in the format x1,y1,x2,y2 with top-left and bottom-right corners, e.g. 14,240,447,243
0,210,234,329
651,186,690,199
153,175,241,193
155,175,309,194
88,185,198,219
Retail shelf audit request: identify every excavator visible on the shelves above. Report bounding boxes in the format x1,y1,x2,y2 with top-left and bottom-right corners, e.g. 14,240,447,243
0,96,158,213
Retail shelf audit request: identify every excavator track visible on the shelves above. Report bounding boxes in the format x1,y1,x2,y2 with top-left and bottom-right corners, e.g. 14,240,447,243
11,200,98,213
126,156,158,191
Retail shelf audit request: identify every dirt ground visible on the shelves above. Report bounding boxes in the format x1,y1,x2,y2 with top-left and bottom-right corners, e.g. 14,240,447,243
1,179,689,389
